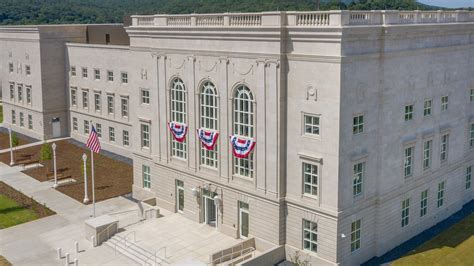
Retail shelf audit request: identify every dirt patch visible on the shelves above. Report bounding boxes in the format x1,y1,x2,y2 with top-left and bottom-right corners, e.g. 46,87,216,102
21,140,132,204
0,131,31,150
0,181,55,218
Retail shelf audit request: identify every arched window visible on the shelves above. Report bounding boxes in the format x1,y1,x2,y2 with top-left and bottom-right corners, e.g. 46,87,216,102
233,85,254,177
170,78,187,158
200,81,218,168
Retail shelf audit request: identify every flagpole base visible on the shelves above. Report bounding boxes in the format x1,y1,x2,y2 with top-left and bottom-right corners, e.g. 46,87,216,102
83,197,89,204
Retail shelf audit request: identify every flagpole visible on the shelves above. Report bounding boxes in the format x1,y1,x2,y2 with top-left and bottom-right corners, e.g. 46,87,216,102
91,148,96,217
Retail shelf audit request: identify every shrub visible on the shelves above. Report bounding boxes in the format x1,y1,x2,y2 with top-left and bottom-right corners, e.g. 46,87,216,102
40,144,53,162
11,132,19,147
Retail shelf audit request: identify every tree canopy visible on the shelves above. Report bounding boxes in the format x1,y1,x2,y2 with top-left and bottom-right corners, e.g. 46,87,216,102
0,0,443,25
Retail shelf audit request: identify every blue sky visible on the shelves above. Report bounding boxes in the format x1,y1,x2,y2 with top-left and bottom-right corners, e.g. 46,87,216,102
418,0,474,7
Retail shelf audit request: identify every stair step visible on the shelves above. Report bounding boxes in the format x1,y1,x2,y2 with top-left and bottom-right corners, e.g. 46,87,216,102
104,236,162,266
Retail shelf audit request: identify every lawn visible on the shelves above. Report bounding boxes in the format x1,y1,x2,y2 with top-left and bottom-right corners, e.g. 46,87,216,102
393,213,474,265
0,194,38,229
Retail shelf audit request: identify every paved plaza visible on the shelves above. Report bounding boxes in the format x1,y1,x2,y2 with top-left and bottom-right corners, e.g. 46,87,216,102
0,162,245,265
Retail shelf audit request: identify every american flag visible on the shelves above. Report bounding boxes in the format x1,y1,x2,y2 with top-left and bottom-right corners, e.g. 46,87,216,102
86,124,101,153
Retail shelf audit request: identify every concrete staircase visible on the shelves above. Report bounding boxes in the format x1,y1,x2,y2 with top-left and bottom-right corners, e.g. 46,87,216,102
104,235,166,266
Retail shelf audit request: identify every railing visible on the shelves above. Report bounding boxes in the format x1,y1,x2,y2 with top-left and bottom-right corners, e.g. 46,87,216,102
96,222,118,246
114,232,167,266
212,246,255,265
296,12,330,26
131,10,474,27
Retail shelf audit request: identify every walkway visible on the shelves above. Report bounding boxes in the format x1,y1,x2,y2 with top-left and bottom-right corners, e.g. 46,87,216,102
0,162,139,265
0,135,70,154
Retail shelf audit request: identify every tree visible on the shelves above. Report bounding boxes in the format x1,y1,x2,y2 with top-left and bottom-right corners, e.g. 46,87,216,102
40,143,52,161
11,132,19,147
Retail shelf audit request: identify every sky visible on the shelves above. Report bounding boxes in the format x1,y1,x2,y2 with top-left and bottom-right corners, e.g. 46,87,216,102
418,0,474,8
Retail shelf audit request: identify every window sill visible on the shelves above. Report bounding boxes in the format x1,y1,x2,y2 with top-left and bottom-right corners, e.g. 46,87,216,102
302,194,318,201
233,174,253,183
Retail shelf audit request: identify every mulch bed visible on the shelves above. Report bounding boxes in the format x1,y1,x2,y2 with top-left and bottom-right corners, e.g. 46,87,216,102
0,132,31,150
0,145,40,167
0,181,55,218
21,140,133,204
0,256,12,266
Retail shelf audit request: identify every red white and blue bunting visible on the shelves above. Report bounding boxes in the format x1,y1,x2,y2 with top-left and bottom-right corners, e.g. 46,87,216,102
230,135,256,158
197,128,219,150
168,121,188,142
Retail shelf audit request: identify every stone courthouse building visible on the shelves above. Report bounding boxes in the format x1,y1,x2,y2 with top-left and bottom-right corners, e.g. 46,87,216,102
1,10,474,265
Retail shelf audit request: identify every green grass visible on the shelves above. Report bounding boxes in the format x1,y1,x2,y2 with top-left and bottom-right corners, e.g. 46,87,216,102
393,213,474,266
0,194,38,229
0,105,3,123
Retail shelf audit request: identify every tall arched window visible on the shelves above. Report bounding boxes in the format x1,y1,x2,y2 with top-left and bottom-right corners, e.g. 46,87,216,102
233,85,254,177
170,78,187,158
200,81,218,168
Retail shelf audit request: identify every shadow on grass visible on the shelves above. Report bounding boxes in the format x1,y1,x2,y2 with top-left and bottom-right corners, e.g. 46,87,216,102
0,205,28,215
362,200,474,265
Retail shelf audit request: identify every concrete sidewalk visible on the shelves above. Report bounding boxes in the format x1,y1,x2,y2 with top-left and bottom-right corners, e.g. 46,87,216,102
0,136,70,154
0,162,139,265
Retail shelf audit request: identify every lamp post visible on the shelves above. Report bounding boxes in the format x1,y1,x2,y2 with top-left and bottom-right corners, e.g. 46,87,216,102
82,153,89,204
8,128,14,166
52,143,58,188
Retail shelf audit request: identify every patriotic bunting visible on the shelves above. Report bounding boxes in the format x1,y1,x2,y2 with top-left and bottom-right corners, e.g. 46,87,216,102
197,128,219,150
230,135,256,158
168,121,188,142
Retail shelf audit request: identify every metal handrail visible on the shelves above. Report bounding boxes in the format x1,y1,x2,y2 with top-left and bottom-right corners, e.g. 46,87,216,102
114,233,168,266
96,222,117,246
212,246,256,264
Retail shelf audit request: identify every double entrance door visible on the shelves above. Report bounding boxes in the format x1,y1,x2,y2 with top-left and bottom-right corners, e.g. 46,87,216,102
202,190,217,227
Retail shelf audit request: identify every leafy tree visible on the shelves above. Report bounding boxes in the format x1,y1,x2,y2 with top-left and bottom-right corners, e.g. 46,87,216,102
40,143,52,162
11,132,19,147
0,0,445,26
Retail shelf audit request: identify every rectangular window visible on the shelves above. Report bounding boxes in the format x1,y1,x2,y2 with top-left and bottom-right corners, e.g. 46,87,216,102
26,86,32,104
304,114,320,136
470,89,474,102
94,93,101,112
107,70,113,81
28,114,33,130
71,88,77,106
350,219,361,252
94,69,100,80
353,162,365,197
401,198,410,227
404,146,414,177
109,127,115,142
423,100,432,117
121,72,128,84
107,95,114,114
404,104,414,121
440,134,449,162
71,66,76,76
17,85,23,102
72,117,78,131
141,124,150,148
123,130,129,146
82,67,88,78
420,190,428,217
96,123,102,138
441,96,448,111
353,115,364,135
19,112,24,127
11,110,16,124
25,65,31,75
466,166,472,190
423,140,432,170
84,120,90,134
141,89,150,104
82,90,89,109
303,219,317,253
8,62,14,73
437,181,445,208
303,163,318,197
470,123,474,148
9,82,15,100
142,165,151,189
121,98,128,118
